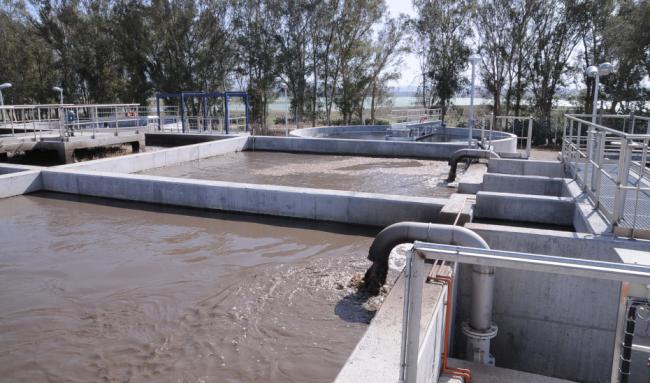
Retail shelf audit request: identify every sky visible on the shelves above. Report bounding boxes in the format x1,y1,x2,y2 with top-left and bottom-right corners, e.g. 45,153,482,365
385,0,421,89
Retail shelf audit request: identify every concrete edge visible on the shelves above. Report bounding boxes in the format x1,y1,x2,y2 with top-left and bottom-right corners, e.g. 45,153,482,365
0,169,43,198
55,135,248,173
39,169,447,227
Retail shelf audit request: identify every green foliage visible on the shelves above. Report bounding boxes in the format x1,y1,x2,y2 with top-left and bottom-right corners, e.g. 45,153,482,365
413,0,472,121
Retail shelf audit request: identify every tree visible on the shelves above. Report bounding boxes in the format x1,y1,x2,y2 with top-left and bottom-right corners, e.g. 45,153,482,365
413,0,472,121
527,0,580,144
0,0,58,104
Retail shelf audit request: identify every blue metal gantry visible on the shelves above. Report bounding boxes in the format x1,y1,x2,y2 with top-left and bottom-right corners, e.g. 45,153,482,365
155,91,249,134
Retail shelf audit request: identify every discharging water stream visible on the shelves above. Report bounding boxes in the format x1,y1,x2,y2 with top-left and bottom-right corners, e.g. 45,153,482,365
0,193,390,383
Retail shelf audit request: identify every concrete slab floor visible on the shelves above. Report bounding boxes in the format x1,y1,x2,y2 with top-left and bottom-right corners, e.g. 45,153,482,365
138,150,461,198
441,358,576,383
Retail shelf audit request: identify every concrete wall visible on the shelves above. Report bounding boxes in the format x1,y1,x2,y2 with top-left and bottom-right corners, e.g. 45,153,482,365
474,191,575,226
248,136,469,160
482,174,565,196
286,125,517,157
40,169,446,227
457,223,650,382
489,159,566,178
59,135,248,173
336,267,446,383
0,170,43,198
145,132,234,146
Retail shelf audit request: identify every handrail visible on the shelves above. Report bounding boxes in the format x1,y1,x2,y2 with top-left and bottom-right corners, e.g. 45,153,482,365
399,240,650,383
562,113,650,237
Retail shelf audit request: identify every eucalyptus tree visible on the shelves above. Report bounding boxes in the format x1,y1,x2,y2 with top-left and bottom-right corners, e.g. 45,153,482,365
413,0,473,121
232,0,282,129
365,15,408,124
0,0,58,104
473,0,510,124
527,0,580,144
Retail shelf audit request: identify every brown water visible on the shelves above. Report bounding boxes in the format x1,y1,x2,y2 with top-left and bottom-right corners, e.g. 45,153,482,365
139,151,456,198
0,193,385,383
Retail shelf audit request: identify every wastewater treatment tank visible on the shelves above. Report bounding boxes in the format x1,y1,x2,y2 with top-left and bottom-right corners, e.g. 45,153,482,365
137,151,458,198
0,192,389,382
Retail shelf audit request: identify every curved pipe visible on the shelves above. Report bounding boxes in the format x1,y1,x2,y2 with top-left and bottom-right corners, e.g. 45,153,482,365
446,149,500,182
362,222,494,333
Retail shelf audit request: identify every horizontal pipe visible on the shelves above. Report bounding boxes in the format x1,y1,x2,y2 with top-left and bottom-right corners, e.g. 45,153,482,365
412,242,650,285
363,222,495,336
446,149,500,182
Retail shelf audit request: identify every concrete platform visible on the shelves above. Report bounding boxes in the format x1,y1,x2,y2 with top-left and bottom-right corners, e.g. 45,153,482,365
335,264,447,383
475,191,575,226
441,358,575,383
0,131,145,163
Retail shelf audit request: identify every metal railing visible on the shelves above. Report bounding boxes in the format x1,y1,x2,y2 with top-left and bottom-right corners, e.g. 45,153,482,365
399,240,650,383
0,104,157,140
485,115,533,157
563,114,650,238
390,108,441,124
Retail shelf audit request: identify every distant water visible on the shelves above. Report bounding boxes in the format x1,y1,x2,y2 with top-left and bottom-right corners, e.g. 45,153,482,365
267,96,575,112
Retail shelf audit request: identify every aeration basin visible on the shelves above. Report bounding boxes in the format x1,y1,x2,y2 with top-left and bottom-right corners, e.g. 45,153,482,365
138,151,456,198
0,192,382,382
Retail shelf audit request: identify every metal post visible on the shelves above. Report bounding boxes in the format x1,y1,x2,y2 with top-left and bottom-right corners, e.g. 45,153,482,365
526,117,533,158
114,106,119,136
244,94,250,132
93,106,98,138
203,95,208,132
594,131,606,206
612,139,633,224
399,248,425,383
224,94,230,134
611,283,630,383
180,93,186,133
156,96,161,131
468,61,476,148
584,127,593,191
284,86,289,136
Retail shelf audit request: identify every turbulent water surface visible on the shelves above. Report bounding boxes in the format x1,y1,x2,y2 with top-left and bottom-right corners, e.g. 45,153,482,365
0,193,387,383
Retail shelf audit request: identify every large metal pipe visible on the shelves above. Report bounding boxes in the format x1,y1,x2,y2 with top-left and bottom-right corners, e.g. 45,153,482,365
362,222,497,364
446,148,500,182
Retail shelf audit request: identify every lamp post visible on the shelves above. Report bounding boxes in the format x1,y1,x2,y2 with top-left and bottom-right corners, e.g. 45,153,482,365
585,62,614,191
0,83,12,106
52,86,64,105
585,62,613,124
468,54,481,147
